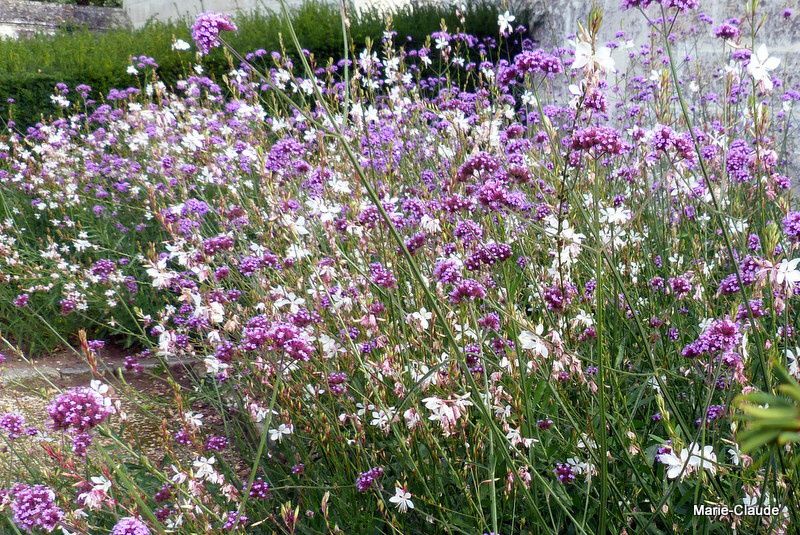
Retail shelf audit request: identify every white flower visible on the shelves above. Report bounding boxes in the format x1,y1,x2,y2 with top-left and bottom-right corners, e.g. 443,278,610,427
192,456,216,480
770,258,800,290
90,380,109,396
146,259,173,289
659,448,690,480
78,476,112,510
50,94,70,108
572,40,616,73
787,348,800,378
659,443,717,479
498,11,515,35
577,433,597,450
518,325,549,358
370,408,395,432
746,44,780,91
172,39,191,51
269,423,294,442
127,65,138,75
183,411,203,429
566,457,597,479
600,206,632,226
422,394,472,436
274,291,305,313
407,307,433,330
389,485,414,513
727,444,742,466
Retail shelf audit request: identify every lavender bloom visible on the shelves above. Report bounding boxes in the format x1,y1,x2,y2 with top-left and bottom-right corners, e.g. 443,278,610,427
356,466,384,492
783,211,800,242
192,12,237,55
47,387,113,432
553,463,576,483
0,413,28,439
112,517,151,535
8,483,64,533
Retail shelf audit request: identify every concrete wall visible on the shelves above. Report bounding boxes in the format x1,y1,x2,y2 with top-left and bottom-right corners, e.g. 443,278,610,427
528,0,800,74
124,0,301,27
0,0,129,39
122,0,424,26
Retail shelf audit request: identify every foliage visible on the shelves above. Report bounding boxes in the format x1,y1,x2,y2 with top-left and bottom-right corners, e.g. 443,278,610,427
1,1,800,534
0,1,503,129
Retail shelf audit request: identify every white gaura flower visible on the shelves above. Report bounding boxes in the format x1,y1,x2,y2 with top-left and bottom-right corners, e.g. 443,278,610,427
768,258,800,290
273,291,305,313
146,259,172,289
389,485,414,513
78,476,112,510
407,307,433,330
658,448,690,480
370,407,395,432
497,11,515,35
659,443,717,479
727,443,742,466
786,348,800,378
577,433,597,450
269,423,294,442
518,325,549,358
422,394,472,436
566,457,597,479
183,411,204,429
746,44,780,91
172,39,191,51
600,206,632,226
192,456,216,480
571,40,616,73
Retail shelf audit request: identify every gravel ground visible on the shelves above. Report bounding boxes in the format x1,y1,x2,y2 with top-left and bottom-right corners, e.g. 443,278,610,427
0,348,199,481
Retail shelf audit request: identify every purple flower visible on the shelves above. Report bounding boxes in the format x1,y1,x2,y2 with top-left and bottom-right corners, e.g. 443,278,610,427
783,211,800,242
356,466,384,492
369,262,397,289
621,0,654,9
0,413,26,439
706,404,726,422
112,517,151,535
449,279,487,304
248,478,271,499
661,0,699,11
553,463,576,483
514,49,563,75
222,511,248,530
191,12,237,56
713,21,740,40
71,432,93,457
8,483,64,533
571,126,627,156
47,387,113,432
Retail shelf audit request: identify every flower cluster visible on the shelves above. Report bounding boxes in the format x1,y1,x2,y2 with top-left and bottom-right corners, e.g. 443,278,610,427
191,12,237,55
7,484,64,533
0,2,797,533
47,386,114,432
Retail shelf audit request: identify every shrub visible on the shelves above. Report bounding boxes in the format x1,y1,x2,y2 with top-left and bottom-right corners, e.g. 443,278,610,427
0,1,504,129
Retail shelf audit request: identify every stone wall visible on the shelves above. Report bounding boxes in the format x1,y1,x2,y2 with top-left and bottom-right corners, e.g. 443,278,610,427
0,0,129,39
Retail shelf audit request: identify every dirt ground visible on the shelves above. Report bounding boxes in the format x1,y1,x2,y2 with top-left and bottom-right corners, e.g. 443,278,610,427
0,347,199,481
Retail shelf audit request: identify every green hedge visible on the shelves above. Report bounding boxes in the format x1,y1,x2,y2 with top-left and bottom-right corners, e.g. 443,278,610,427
0,1,506,129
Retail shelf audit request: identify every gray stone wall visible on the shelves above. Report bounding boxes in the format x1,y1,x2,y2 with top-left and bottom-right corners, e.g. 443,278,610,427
0,0,129,39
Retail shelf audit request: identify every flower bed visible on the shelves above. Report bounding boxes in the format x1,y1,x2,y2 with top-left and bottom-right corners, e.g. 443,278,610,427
0,1,799,533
